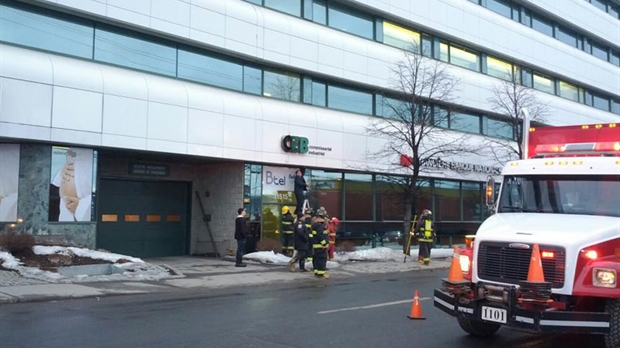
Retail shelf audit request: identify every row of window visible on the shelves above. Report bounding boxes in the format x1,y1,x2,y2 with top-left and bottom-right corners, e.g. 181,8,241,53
585,0,620,19
242,0,620,115
468,0,619,64
0,2,523,140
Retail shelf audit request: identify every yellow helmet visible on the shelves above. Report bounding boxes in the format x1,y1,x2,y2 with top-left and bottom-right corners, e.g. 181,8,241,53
281,206,290,215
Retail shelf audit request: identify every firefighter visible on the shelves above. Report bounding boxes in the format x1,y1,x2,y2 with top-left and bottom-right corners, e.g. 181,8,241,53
327,217,339,260
311,208,329,278
281,206,295,256
288,212,309,272
304,208,314,264
416,209,436,265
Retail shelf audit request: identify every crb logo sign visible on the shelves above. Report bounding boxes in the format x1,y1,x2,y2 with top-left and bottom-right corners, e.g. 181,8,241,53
281,135,309,154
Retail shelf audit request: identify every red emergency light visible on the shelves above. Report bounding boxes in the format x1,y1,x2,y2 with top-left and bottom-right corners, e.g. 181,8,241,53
528,123,620,158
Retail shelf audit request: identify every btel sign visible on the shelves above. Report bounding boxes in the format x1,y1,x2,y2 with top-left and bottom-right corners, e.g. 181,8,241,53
281,135,309,154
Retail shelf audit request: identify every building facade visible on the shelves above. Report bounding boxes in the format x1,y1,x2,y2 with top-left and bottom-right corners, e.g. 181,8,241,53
0,0,618,257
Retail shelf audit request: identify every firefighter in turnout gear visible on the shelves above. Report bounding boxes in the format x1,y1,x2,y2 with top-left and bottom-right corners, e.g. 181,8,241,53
311,208,329,278
280,206,295,256
327,217,339,260
416,209,436,265
288,213,310,272
303,208,314,264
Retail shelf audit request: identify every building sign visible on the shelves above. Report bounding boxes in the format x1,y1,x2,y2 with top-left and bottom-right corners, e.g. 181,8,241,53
262,166,311,204
400,154,502,175
0,144,20,222
129,163,170,177
281,135,333,156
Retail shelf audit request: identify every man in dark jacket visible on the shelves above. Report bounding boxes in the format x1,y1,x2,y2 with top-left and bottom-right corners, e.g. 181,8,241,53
294,169,308,215
416,209,436,266
288,213,309,272
311,208,329,279
235,208,248,267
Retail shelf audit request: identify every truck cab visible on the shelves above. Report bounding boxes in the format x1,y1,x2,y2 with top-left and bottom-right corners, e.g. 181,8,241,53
434,122,620,348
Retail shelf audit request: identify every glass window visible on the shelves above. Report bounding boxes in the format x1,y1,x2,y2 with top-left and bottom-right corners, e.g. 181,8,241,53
612,100,620,115
344,173,373,220
421,34,433,57
450,112,480,133
328,85,373,114
609,4,619,19
611,51,620,66
591,42,608,61
462,182,482,221
486,56,513,80
383,21,420,51
558,81,579,102
312,81,326,107
328,4,374,39
556,27,580,48
243,164,263,222
94,28,176,76
243,66,262,95
308,170,342,220
0,4,93,59
486,0,512,18
484,117,514,139
264,0,301,16
433,106,449,128
312,0,327,25
376,95,410,121
590,0,608,11
592,93,610,111
375,175,405,221
450,45,479,71
263,70,300,102
439,42,449,62
178,50,243,90
416,180,432,216
434,180,460,221
520,8,532,26
531,15,553,36
533,73,555,94
522,68,533,87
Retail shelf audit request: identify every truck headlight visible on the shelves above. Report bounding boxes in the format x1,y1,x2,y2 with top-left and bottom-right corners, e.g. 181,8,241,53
459,255,471,273
593,268,616,288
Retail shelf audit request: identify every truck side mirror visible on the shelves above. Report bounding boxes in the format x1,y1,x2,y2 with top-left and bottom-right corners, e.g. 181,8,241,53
486,176,496,209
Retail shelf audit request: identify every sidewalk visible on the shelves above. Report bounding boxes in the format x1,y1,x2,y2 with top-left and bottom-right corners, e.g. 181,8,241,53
0,248,452,305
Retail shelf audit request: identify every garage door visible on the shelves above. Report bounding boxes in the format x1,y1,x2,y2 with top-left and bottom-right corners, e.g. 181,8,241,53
97,179,189,258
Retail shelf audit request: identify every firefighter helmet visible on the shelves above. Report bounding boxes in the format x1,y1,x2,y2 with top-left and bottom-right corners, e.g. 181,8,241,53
331,217,340,225
422,209,432,218
281,206,289,215
305,207,314,216
316,208,327,217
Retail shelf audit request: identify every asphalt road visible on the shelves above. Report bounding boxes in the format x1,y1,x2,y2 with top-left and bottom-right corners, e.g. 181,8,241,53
0,270,606,348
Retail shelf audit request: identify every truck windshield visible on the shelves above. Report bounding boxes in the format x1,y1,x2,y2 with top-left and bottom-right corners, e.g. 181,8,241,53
498,175,620,217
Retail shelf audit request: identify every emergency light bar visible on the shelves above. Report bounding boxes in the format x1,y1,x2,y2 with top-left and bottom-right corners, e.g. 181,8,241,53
528,123,620,158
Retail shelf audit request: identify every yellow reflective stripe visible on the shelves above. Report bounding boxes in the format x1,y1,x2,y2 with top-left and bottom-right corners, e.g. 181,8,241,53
418,238,434,242
320,240,326,245
328,233,336,236
282,222,293,225
284,231,294,234
313,244,323,248
329,241,335,245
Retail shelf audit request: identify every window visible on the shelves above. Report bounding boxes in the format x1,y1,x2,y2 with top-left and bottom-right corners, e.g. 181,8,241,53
450,112,480,133
327,4,373,39
522,68,533,87
421,34,433,57
612,100,620,115
302,78,326,106
592,93,610,111
611,51,620,66
376,95,410,121
94,28,176,76
486,0,512,18
484,118,514,139
312,0,327,25
308,170,342,220
0,4,93,59
178,50,243,90
486,56,514,80
344,173,373,220
558,81,579,102
328,85,373,114
434,180,460,221
264,0,301,16
590,0,608,11
375,175,405,221
591,42,608,61
533,73,555,94
263,70,300,101
383,21,420,51
439,42,449,62
450,45,479,71
531,15,553,36
433,106,449,128
243,66,262,95
462,182,482,221
556,27,580,48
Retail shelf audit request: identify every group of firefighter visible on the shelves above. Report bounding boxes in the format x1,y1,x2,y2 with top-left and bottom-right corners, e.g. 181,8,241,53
278,206,437,279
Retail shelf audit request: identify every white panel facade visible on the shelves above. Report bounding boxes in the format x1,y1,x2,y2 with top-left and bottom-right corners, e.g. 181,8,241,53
0,78,52,127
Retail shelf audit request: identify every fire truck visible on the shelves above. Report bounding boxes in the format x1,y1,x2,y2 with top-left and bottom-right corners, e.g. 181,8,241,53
433,114,620,348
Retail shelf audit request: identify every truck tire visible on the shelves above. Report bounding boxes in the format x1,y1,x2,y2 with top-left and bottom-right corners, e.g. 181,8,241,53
457,315,501,337
606,299,620,348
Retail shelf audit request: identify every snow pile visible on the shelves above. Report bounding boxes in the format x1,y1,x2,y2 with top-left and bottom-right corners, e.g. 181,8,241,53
242,251,340,269
335,247,456,262
33,245,143,263
0,251,64,281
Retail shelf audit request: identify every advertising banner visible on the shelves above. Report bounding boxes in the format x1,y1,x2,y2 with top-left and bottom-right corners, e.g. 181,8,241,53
0,144,20,222
262,166,310,204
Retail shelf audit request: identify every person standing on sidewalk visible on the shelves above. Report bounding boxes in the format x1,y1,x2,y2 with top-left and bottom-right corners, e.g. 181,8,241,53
288,213,309,272
311,208,329,279
327,217,339,261
235,208,248,267
416,209,436,266
280,206,295,256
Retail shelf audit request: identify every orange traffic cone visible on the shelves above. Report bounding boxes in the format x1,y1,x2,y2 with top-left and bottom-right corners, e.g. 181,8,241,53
527,243,545,282
447,245,464,283
407,290,426,320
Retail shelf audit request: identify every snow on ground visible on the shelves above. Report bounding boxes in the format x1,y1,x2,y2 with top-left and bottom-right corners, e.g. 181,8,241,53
242,251,340,269
33,245,143,263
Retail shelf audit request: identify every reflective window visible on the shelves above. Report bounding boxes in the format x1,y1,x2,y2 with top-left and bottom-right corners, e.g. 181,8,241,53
450,112,480,133
376,175,405,221
612,100,620,115
433,106,449,128
0,4,93,59
421,34,433,57
531,15,553,36
95,28,176,76
383,21,420,51
558,81,579,102
312,81,326,107
263,70,300,102
591,42,608,61
487,0,512,18
522,68,533,87
243,66,262,95
434,180,460,221
264,0,301,16
328,4,374,39
328,85,373,114
611,51,620,66
450,45,479,71
592,93,610,111
308,170,342,220
533,73,555,94
178,50,243,90
484,118,513,139
609,5,619,19
486,56,513,80
462,182,482,221
556,27,580,48
439,42,449,62
313,0,327,25
590,0,607,11
344,173,373,220
376,95,410,121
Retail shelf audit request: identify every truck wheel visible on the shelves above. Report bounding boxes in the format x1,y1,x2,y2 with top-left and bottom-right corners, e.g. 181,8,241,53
606,299,620,348
457,315,500,337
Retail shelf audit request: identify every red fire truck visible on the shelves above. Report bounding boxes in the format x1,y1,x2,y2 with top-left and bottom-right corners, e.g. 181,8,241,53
434,116,620,348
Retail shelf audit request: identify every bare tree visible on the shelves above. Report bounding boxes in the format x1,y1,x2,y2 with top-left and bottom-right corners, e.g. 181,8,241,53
487,72,547,163
367,48,480,238
266,74,300,101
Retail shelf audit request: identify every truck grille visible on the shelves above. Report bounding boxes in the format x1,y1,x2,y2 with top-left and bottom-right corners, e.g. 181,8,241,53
478,242,565,288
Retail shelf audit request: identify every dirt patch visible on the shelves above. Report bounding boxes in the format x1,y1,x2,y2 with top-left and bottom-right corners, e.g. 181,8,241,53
11,248,112,272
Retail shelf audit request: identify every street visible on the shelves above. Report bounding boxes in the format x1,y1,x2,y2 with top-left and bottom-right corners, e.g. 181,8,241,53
0,269,605,348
